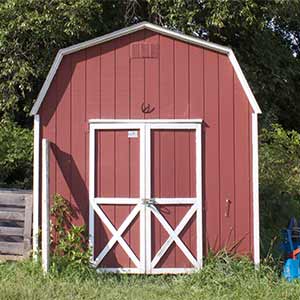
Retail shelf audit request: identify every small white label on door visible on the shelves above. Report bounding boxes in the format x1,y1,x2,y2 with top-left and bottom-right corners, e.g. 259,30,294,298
128,130,138,138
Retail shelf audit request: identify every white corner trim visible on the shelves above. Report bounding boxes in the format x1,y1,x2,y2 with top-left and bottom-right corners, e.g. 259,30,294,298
30,21,261,116
252,113,260,266
228,51,262,114
196,122,203,269
32,114,40,259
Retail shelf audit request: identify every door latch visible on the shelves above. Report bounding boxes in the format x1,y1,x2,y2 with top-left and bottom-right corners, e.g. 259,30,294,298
141,198,156,206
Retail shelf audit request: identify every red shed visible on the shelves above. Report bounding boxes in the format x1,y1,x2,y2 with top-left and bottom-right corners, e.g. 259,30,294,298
30,22,261,274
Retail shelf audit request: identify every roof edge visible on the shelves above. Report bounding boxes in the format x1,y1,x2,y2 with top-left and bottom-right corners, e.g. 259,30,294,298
30,21,261,115
228,50,262,114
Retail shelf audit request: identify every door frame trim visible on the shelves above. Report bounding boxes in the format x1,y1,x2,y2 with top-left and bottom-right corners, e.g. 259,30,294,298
89,119,203,124
89,120,202,274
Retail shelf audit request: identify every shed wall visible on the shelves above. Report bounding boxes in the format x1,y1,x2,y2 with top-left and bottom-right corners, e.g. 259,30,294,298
39,29,254,256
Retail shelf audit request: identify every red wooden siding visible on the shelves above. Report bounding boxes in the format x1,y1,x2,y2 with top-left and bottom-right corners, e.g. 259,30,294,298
39,28,254,258
219,55,235,249
234,74,252,253
145,31,159,119
204,50,220,251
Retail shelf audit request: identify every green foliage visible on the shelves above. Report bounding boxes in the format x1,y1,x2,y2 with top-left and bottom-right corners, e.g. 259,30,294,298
259,124,300,256
0,254,297,300
50,194,90,268
0,119,33,188
0,0,104,120
51,194,73,241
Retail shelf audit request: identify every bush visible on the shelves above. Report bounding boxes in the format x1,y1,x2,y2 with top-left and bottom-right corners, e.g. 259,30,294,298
0,119,33,189
259,124,300,257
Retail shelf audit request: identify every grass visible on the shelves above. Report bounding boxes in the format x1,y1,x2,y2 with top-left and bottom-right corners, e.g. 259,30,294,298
0,253,299,300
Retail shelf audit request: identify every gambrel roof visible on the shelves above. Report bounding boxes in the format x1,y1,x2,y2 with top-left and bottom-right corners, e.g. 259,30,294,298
30,21,261,115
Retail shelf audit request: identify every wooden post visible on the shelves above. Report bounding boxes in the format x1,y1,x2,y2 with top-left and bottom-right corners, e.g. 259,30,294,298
24,195,33,258
33,114,40,260
42,139,50,273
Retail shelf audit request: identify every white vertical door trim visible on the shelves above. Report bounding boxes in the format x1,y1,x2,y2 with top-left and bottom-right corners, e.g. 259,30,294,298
145,124,152,273
139,124,146,272
252,113,260,266
33,114,40,259
89,124,96,261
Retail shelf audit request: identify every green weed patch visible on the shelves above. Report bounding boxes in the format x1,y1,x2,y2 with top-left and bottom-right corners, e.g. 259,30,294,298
0,254,298,300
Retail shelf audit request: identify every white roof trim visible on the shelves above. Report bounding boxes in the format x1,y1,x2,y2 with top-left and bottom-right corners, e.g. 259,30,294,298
30,21,261,115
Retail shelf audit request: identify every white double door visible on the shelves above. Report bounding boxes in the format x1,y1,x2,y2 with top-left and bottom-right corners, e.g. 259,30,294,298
89,121,202,274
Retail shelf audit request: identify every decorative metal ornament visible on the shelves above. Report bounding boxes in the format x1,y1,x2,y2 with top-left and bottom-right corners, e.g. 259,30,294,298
141,102,155,114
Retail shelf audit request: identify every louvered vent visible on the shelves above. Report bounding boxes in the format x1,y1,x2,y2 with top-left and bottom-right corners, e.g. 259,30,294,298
130,43,159,58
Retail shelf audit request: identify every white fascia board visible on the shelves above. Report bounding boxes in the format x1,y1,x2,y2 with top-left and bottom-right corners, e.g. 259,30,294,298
30,21,261,115
142,22,231,54
228,50,262,114
30,50,64,116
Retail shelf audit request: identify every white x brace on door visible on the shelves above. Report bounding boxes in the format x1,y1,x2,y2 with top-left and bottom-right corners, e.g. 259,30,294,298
89,120,202,274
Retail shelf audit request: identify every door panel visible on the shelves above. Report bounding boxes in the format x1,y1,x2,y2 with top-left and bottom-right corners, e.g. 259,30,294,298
92,127,142,271
95,130,140,197
151,205,196,268
151,130,196,197
94,204,140,268
149,129,198,272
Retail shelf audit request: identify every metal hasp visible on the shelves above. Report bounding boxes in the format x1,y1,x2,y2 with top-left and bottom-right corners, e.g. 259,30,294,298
141,198,156,206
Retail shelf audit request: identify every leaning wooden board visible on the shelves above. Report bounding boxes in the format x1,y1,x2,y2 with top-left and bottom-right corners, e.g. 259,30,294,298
0,190,32,261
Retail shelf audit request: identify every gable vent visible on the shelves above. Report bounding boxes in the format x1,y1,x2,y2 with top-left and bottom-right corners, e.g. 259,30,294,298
130,43,159,58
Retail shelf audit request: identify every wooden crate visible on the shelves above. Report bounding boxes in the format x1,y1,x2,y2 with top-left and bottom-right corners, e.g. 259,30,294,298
0,191,32,261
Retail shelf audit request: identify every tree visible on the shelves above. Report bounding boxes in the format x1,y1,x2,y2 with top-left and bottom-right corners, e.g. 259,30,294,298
1,0,300,131
0,0,104,124
259,124,300,256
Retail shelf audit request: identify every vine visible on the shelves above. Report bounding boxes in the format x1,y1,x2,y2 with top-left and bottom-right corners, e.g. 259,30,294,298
50,194,91,266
